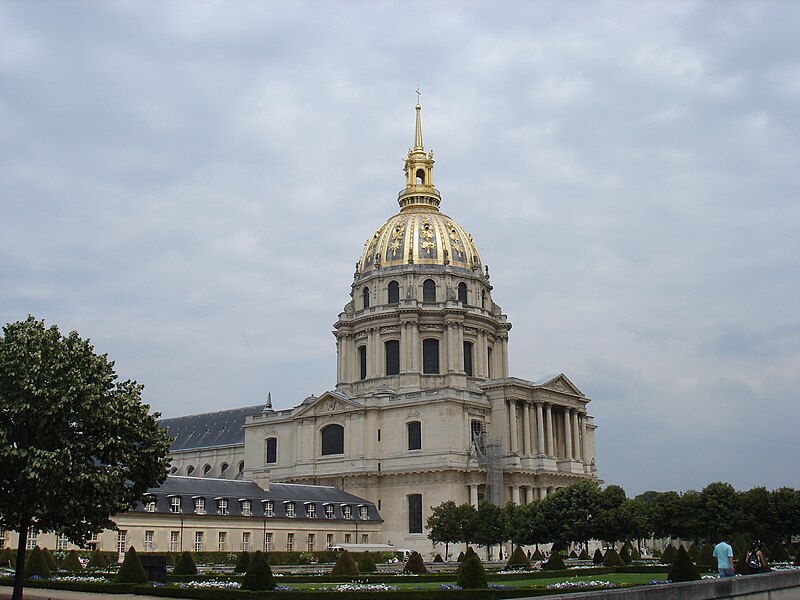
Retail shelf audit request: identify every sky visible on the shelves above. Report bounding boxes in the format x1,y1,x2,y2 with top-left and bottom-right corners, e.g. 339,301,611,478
1,0,798,497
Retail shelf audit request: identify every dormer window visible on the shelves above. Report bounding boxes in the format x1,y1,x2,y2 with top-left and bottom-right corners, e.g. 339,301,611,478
194,497,205,514
324,504,334,519
241,500,252,517
306,503,316,518
263,500,274,517
144,497,156,512
359,506,369,520
170,496,182,514
285,502,296,518
217,498,228,515
342,504,352,520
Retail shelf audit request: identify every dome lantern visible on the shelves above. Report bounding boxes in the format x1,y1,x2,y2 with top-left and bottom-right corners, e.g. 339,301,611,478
399,99,441,212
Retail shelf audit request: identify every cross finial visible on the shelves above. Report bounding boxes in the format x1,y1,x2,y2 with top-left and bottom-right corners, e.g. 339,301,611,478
415,86,421,105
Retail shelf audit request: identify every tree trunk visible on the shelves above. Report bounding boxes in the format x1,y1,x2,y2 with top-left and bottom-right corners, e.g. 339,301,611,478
12,517,30,600
444,542,449,562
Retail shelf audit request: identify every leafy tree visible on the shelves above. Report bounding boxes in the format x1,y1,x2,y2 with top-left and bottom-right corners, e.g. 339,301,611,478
517,500,550,549
639,490,681,540
330,550,359,576
115,547,147,584
173,551,197,575
242,551,274,591
737,487,774,543
60,550,83,572
0,317,172,600
457,552,487,589
770,487,800,544
24,546,49,579
357,551,377,573
698,482,739,542
426,500,460,560
473,501,503,560
675,491,704,542
234,551,250,573
541,480,602,547
668,545,701,582
402,551,428,574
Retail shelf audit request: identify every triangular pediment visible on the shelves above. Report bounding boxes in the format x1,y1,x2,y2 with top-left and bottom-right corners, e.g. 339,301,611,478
534,373,583,396
293,390,363,418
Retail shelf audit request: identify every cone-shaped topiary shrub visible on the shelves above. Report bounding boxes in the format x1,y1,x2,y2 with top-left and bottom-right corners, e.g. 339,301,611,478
358,551,377,573
403,551,428,574
660,544,677,564
25,546,50,579
668,545,701,582
86,549,107,569
619,544,632,564
793,546,800,566
115,547,148,584
42,547,58,571
579,548,590,560
603,547,625,567
543,552,566,570
174,551,197,575
457,553,487,589
164,552,176,567
60,550,83,572
568,550,578,559
531,548,544,561
733,534,748,558
631,545,641,560
698,544,714,566
234,551,250,573
687,544,699,563
331,550,359,577
456,550,465,562
432,553,444,563
505,545,530,569
242,551,274,591
770,542,789,562
0,547,14,568
592,548,603,564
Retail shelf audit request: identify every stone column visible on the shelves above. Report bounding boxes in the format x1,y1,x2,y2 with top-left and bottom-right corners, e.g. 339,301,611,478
522,401,531,456
572,410,581,461
511,486,520,504
456,323,465,373
579,413,587,462
524,486,534,504
564,408,573,460
469,485,479,507
545,404,554,457
508,400,518,453
536,402,545,455
411,322,420,372
399,323,408,373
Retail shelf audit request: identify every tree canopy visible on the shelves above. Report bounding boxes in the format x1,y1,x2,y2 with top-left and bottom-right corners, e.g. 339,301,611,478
0,316,172,599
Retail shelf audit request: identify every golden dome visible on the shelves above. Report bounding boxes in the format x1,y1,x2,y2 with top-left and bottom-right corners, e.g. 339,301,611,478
357,101,483,275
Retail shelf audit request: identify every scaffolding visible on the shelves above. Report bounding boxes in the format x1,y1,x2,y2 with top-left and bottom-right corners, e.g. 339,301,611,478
472,427,504,507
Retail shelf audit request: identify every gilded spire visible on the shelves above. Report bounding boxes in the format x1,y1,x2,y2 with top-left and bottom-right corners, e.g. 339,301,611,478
413,87,424,151
399,94,440,212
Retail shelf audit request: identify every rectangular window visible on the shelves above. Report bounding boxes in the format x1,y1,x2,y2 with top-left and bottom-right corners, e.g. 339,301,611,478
286,533,294,552
144,530,154,552
264,500,274,517
241,500,252,517
264,532,273,552
342,505,352,520
385,340,400,375
306,533,314,552
169,531,180,553
326,533,334,549
361,534,369,544
0,528,5,550
265,437,277,464
408,494,423,534
217,499,228,515
463,341,474,376
57,533,69,550
306,504,316,518
117,530,127,556
422,339,440,374
218,531,227,552
242,532,251,552
285,502,295,518
359,506,369,520
194,497,205,514
344,533,351,544
194,531,204,552
26,530,37,550
407,421,421,450
144,498,157,512
170,497,182,513
325,504,334,519
358,345,367,380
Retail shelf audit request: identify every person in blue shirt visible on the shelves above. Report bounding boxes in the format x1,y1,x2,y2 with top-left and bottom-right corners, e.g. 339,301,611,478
712,535,735,577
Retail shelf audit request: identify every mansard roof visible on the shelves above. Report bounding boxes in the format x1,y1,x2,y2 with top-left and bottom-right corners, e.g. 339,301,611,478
133,476,381,522
160,404,265,451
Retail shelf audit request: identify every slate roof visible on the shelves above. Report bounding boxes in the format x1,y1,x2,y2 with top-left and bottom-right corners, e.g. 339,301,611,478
133,476,381,522
160,405,265,451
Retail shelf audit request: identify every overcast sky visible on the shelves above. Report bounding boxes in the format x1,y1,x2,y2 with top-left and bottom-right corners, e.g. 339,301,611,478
2,0,798,497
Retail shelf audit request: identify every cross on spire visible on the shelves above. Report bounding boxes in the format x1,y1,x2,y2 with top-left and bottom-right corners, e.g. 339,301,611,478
415,86,421,105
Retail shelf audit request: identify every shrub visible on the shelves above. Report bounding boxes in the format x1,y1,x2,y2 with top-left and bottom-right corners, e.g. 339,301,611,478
163,552,176,568
241,551,274,591
42,547,59,571
456,551,465,562
173,551,197,576
358,551,377,573
432,553,444,563
770,542,789,562
60,550,83,572
603,548,625,567
733,535,748,558
619,545,632,564
25,546,50,579
234,551,250,573
668,545,701,582
115,547,148,584
403,551,428,574
505,545,530,569
793,546,800,566
0,547,14,568
457,553,487,589
578,548,590,560
543,552,566,570
330,550,359,577
592,548,603,564
687,544,699,563
531,548,544,561
631,545,641,560
568,550,578,559
660,544,677,564
86,549,107,569
698,543,714,566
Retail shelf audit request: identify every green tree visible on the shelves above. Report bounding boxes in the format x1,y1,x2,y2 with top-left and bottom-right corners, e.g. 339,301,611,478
0,317,172,600
541,480,602,547
115,547,147,584
473,501,504,560
242,551,274,591
426,500,460,561
698,482,739,542
769,487,800,544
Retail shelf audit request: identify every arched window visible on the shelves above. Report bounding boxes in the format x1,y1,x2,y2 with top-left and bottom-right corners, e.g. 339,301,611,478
170,466,178,475
362,287,370,309
423,279,436,303
358,345,367,380
186,465,195,476
463,341,474,376
458,282,468,304
416,169,425,185
220,462,229,476
321,424,344,455
385,340,400,376
203,464,211,476
387,280,400,304
238,461,245,474
487,347,493,378
407,421,421,450
422,339,440,374
265,437,277,464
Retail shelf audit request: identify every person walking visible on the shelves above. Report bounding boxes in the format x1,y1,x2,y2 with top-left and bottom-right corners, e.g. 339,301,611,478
746,540,766,574
712,534,735,578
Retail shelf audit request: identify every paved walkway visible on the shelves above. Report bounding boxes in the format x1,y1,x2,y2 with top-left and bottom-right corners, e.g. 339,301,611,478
0,590,140,600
